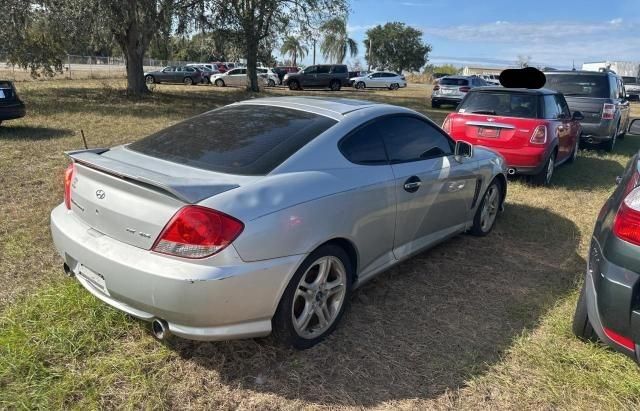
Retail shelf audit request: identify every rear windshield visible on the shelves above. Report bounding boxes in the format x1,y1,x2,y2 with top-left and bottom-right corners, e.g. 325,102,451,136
458,91,539,119
0,81,15,99
440,78,469,86
545,74,610,98
623,76,638,85
128,105,337,175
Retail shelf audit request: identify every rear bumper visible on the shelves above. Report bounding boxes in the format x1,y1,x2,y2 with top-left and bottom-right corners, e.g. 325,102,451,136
50,204,305,341
431,96,463,105
0,103,26,121
475,145,549,175
585,238,640,363
580,120,616,141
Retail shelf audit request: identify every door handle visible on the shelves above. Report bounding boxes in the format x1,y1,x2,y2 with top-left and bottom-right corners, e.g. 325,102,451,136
403,176,422,193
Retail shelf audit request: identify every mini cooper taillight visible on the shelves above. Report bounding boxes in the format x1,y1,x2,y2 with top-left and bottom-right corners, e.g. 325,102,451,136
152,205,244,259
442,116,452,133
613,185,640,246
530,125,547,144
64,163,75,210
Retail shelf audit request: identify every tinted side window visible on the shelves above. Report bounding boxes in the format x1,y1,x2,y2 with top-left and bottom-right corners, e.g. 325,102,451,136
543,95,560,119
317,66,331,74
339,122,388,165
332,65,347,74
303,66,317,74
379,117,453,163
371,73,382,78
554,95,571,118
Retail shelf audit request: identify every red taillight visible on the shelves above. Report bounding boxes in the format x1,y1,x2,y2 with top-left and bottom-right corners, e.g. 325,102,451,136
433,85,440,91
152,206,244,259
602,103,615,120
613,186,640,246
530,125,547,144
459,86,471,92
442,116,452,133
64,163,75,210
603,327,635,351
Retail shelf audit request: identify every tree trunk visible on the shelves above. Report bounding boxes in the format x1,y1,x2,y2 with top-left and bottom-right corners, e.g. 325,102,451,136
246,35,260,92
125,44,148,96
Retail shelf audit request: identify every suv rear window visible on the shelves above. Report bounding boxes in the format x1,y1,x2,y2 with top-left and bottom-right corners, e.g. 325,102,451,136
459,91,539,119
440,78,469,86
332,65,348,74
545,74,610,98
128,105,337,175
623,76,638,85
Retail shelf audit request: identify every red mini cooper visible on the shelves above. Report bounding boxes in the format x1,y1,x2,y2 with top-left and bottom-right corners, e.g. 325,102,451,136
443,87,582,185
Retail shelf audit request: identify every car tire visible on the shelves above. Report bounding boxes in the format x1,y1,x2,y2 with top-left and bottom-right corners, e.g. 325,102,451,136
389,83,399,90
567,139,579,163
268,79,276,87
145,75,155,84
288,80,301,91
572,283,598,341
603,135,616,152
183,77,193,85
431,100,440,108
618,120,626,140
330,80,341,91
469,179,503,236
272,244,353,349
215,79,225,87
355,81,366,90
531,151,556,186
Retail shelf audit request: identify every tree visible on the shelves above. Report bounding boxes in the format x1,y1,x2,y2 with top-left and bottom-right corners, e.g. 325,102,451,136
319,17,357,64
517,54,532,68
364,22,431,73
280,36,308,66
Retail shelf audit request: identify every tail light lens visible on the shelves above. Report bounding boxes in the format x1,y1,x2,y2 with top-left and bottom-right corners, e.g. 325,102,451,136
459,86,471,92
152,205,244,259
442,116,452,133
64,163,75,210
613,185,640,246
530,125,547,144
602,103,615,120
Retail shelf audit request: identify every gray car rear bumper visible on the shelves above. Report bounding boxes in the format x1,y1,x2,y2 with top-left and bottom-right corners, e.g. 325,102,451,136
50,204,305,341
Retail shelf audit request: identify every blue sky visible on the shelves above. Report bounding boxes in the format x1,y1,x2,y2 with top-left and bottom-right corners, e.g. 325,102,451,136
301,0,640,69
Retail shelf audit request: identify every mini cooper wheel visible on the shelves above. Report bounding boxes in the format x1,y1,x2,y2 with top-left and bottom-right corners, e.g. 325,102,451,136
183,77,193,85
273,245,352,349
215,79,225,87
470,179,503,236
355,81,366,90
531,152,555,186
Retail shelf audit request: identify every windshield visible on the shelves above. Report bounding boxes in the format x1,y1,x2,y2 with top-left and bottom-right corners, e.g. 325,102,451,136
128,105,336,175
545,74,610,98
459,91,539,118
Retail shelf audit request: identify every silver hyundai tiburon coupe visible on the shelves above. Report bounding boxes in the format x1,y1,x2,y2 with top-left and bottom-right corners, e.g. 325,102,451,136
51,97,507,349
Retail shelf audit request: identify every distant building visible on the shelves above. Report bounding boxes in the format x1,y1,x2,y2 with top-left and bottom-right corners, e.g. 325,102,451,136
582,61,640,77
462,66,506,76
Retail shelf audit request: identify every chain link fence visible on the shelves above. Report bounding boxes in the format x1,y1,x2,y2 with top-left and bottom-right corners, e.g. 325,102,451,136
0,53,201,81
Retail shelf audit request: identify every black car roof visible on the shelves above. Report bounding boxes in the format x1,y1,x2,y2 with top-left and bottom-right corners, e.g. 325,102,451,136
471,86,558,95
544,70,617,77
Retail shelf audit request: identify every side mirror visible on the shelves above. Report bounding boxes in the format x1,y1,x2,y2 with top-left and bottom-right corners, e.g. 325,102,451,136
454,140,473,159
572,111,584,121
629,119,640,135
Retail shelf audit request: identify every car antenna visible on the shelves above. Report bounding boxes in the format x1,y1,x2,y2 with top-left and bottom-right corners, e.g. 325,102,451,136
80,129,88,149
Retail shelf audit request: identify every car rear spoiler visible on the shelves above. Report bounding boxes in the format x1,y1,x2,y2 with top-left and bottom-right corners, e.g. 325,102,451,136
65,149,239,204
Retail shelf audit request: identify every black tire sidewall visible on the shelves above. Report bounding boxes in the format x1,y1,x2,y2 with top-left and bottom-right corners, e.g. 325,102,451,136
272,244,353,349
215,79,224,87
330,80,341,91
572,283,597,341
470,179,502,236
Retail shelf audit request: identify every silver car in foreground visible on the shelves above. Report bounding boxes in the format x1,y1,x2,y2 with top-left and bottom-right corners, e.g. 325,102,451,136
51,97,507,349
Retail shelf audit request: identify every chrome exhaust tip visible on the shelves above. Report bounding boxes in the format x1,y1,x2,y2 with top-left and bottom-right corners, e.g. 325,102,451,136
507,168,516,175
151,319,170,340
63,263,74,277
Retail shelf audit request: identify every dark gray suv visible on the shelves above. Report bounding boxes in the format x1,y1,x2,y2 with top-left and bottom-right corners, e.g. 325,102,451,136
544,70,631,152
283,64,350,91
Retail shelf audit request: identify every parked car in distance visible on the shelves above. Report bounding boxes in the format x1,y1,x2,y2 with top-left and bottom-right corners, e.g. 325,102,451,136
573,121,640,364
273,66,300,84
431,75,488,108
351,71,407,90
283,64,350,91
0,80,26,125
544,70,631,152
211,68,268,88
623,76,640,101
187,65,217,84
51,97,507,349
212,62,229,73
257,67,279,87
187,63,219,74
144,66,203,85
443,87,582,185
480,74,501,86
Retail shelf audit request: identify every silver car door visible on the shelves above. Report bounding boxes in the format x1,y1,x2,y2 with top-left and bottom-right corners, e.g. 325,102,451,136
378,115,479,260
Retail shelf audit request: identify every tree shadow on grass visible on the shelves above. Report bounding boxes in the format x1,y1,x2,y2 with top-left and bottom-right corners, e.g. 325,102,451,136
0,124,72,140
165,203,582,407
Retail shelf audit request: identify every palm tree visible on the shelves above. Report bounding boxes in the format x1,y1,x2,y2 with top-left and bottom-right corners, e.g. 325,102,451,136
280,36,308,66
320,17,358,64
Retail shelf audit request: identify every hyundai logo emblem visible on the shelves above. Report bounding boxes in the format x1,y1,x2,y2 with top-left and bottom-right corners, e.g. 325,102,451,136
95,189,106,200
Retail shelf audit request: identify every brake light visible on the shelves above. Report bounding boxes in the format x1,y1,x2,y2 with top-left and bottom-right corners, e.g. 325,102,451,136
152,206,244,259
530,125,547,144
613,186,640,246
64,163,75,210
442,116,452,133
603,327,635,351
433,85,440,91
459,86,471,92
602,103,615,120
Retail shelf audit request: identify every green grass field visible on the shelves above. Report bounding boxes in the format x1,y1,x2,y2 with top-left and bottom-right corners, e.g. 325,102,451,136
1,79,639,409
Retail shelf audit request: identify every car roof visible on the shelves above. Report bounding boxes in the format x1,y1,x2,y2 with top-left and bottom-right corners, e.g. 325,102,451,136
234,97,381,118
544,70,615,77
471,86,558,95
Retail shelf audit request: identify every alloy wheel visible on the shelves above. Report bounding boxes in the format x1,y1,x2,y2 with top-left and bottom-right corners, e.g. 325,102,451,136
546,155,555,184
291,256,347,339
480,185,500,232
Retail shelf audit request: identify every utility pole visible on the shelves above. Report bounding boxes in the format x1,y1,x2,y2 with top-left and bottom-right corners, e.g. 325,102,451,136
367,38,372,71
313,39,316,65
